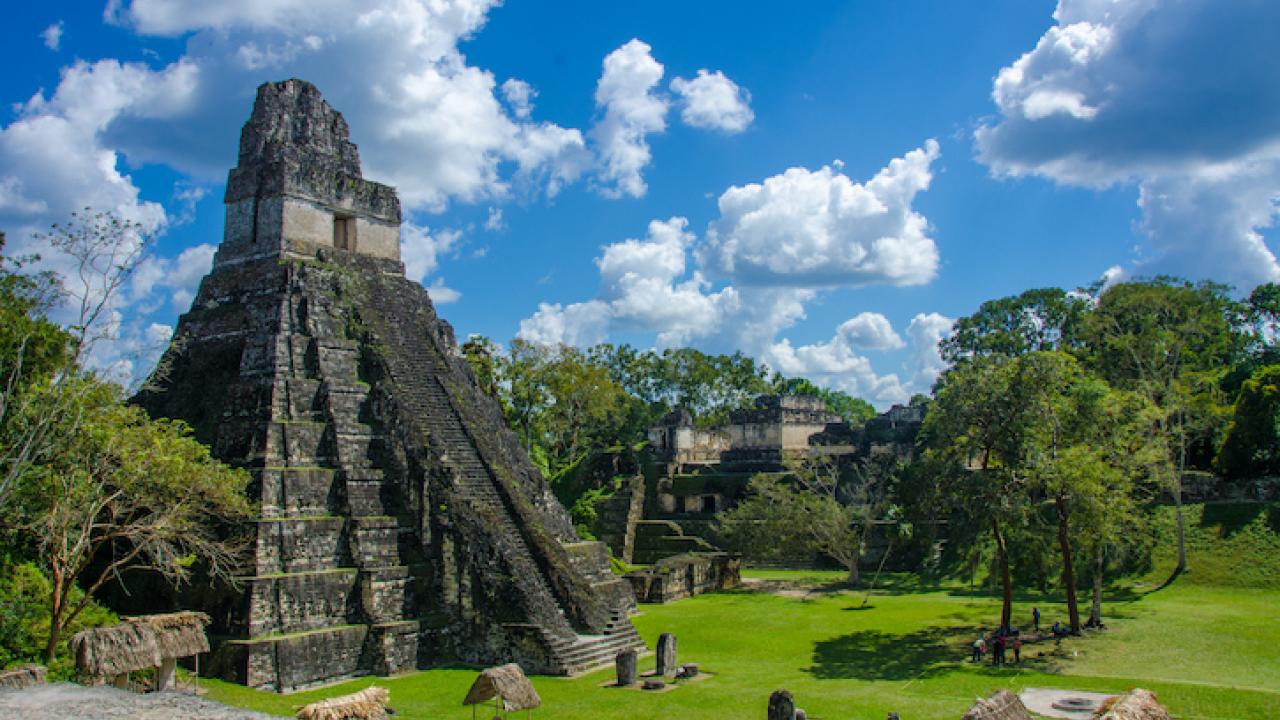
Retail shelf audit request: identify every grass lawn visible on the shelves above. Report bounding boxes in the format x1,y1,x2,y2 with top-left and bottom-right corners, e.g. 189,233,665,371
200,572,1280,720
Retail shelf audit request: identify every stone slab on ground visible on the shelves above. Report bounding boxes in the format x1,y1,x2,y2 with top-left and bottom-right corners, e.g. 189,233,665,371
1020,687,1116,720
0,683,280,720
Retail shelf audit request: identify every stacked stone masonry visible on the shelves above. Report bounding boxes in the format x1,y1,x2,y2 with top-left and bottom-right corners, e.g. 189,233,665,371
134,79,641,691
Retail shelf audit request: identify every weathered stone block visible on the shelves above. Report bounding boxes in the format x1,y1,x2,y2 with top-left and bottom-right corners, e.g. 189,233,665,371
656,633,677,676
254,516,345,574
615,649,637,685
243,570,358,637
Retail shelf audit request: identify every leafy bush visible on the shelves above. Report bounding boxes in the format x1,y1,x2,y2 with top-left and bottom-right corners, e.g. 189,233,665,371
0,562,115,678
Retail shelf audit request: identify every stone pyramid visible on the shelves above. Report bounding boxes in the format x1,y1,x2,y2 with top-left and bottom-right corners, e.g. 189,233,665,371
135,79,642,691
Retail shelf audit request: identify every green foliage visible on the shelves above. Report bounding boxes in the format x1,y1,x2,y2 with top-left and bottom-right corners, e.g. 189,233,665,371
0,562,115,677
940,287,1090,364
569,485,614,540
1081,278,1241,469
1216,364,1280,479
772,376,876,425
7,376,254,662
717,458,899,582
1144,502,1280,589
497,340,639,476
608,554,633,576
460,335,500,399
716,474,828,566
589,343,776,427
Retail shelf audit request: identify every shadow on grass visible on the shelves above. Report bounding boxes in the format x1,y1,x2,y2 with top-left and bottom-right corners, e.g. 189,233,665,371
945,585,1146,603
807,625,982,680
807,621,1097,681
1200,502,1264,538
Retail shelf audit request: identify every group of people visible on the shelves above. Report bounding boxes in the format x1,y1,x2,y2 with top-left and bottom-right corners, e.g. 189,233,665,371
970,607,1051,665
970,627,1022,665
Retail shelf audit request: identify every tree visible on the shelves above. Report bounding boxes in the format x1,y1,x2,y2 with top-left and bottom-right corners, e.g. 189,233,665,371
1244,283,1280,364
1,211,148,511
1081,279,1242,574
1216,364,1280,479
9,378,252,663
460,335,500,399
940,287,1090,364
1012,352,1136,633
922,355,1029,628
0,241,71,509
714,474,819,567
539,345,632,473
499,338,554,452
1074,388,1162,627
717,455,899,584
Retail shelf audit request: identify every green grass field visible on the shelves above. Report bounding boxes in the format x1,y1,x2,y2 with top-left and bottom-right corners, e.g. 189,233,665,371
199,501,1280,719
201,574,1280,719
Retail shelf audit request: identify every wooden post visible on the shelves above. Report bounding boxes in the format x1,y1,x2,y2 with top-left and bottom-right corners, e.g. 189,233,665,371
156,657,177,691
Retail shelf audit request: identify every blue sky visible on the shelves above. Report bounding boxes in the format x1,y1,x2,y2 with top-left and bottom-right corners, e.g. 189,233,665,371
2,1,1278,407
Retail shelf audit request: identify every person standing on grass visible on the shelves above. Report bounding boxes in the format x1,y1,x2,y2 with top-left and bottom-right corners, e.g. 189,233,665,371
972,634,986,662
1012,636,1022,664
993,633,1006,666
1033,606,1041,631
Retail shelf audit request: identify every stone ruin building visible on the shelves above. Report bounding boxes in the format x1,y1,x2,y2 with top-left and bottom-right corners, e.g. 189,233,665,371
598,395,925,565
647,395,924,519
134,79,642,691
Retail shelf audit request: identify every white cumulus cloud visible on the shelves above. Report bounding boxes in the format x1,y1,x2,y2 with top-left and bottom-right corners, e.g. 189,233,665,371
91,0,588,211
976,0,1280,289
518,217,736,347
42,22,64,51
589,39,669,199
702,140,941,287
763,310,950,408
400,222,462,284
670,69,753,133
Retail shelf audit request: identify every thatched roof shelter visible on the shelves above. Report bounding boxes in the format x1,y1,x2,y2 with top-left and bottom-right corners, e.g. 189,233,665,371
462,664,541,718
69,611,210,678
0,664,47,690
130,611,211,659
961,689,1032,720
1096,688,1171,720
296,686,390,720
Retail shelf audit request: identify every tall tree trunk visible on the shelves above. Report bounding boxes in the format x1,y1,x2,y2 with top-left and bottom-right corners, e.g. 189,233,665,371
1174,450,1188,573
45,571,64,665
992,516,1012,629
1088,552,1104,627
1174,492,1188,573
1055,495,1081,633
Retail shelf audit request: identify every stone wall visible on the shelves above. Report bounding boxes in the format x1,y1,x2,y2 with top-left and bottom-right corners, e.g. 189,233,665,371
594,475,645,564
625,553,741,603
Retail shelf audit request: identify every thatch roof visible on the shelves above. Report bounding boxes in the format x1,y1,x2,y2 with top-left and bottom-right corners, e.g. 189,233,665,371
70,611,210,678
0,664,47,690
1095,688,1171,720
961,689,1032,720
130,611,211,659
296,686,390,720
462,664,541,712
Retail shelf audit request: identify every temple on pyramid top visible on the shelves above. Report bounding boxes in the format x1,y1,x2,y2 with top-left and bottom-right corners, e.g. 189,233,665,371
216,79,402,268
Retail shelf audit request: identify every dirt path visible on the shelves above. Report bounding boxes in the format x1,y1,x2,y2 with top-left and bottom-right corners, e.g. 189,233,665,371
0,683,281,719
